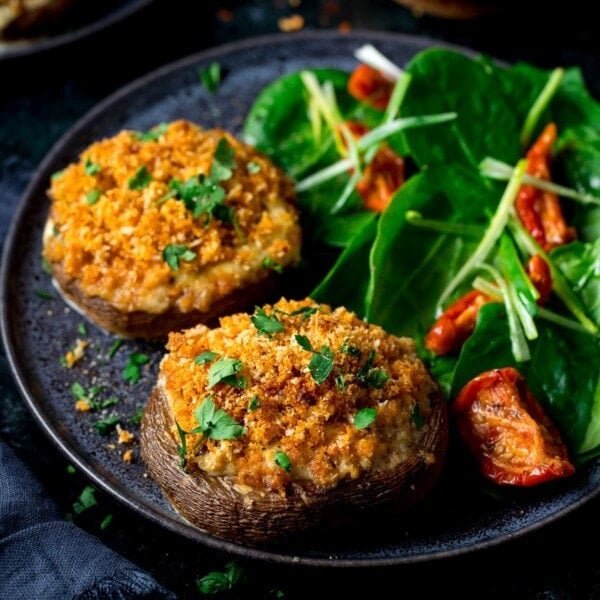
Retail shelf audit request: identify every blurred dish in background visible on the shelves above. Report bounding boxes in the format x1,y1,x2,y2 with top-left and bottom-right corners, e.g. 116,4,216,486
392,0,499,19
0,0,153,59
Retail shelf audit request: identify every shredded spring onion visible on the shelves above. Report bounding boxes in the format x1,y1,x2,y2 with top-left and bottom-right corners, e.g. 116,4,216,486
480,156,600,207
353,43,404,81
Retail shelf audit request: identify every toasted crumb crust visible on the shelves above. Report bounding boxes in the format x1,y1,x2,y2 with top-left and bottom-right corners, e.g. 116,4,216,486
158,297,440,495
43,120,301,322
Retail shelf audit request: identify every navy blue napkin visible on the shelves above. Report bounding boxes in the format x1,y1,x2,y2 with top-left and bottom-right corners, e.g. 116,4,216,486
0,440,177,599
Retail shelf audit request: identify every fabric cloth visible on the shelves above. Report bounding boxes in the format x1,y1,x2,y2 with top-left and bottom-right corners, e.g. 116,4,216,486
0,439,177,600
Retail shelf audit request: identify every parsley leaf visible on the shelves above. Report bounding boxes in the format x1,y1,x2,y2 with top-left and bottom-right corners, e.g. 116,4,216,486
289,306,318,319
128,166,152,190
86,189,102,205
51,169,64,181
168,138,238,228
122,352,149,384
274,450,292,472
107,338,123,358
248,395,261,411
70,382,118,410
84,157,101,176
251,307,284,337
353,407,377,429
247,161,261,174
207,358,246,389
340,339,361,358
41,256,52,275
356,350,389,388
199,61,222,94
294,334,313,352
262,256,283,274
192,396,244,440
129,406,144,425
73,485,97,514
308,345,334,383
93,415,120,435
162,244,196,271
175,421,188,469
132,123,168,142
196,561,244,595
412,404,425,428
100,514,113,530
194,351,218,365
35,290,53,300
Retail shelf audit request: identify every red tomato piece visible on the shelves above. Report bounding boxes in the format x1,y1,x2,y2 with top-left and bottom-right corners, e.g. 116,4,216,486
526,254,552,305
347,64,394,110
453,367,575,486
425,290,494,356
515,123,576,252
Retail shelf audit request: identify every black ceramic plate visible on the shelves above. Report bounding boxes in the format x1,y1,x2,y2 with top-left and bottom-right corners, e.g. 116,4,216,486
0,0,153,60
2,30,599,567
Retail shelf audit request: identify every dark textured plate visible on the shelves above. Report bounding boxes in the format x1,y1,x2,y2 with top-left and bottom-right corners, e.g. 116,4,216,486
1,30,599,567
0,0,154,60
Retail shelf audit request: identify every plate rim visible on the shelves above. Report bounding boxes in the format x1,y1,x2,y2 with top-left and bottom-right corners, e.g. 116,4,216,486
0,0,155,61
2,28,599,568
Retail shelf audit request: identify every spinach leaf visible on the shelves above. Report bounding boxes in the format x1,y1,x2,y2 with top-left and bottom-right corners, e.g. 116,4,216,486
311,214,377,317
365,164,489,336
242,69,353,179
402,49,522,169
551,238,600,328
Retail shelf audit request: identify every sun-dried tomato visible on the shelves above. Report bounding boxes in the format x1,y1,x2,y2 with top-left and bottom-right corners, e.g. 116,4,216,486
347,64,394,110
515,123,576,252
526,254,552,305
338,121,404,213
425,290,494,356
453,367,575,486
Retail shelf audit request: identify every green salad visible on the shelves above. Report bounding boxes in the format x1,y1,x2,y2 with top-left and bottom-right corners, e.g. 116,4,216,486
241,43,600,470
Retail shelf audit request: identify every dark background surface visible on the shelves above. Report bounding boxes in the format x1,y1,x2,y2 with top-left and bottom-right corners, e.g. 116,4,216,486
1,1,599,597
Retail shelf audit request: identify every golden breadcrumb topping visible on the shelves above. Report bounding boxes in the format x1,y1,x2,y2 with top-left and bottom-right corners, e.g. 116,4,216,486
43,120,301,314
159,298,438,495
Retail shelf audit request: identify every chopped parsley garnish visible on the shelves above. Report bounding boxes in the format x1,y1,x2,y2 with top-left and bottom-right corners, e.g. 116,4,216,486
274,450,292,473
248,395,261,411
35,290,53,300
295,335,334,383
128,166,152,190
93,415,121,435
51,169,64,181
107,338,123,358
70,382,118,410
100,514,113,531
294,334,313,352
340,339,361,358
289,306,318,320
122,352,149,384
168,138,238,228
129,406,144,425
412,403,425,428
247,161,261,174
353,407,377,430
335,373,346,391
192,396,244,440
41,257,52,274
162,244,196,271
175,421,188,469
207,357,246,389
84,157,101,176
86,189,102,205
196,561,244,595
199,61,222,94
308,346,334,384
261,256,284,274
356,350,389,389
132,123,168,142
73,485,97,514
77,323,88,336
194,350,218,365
66,464,76,475
251,307,285,337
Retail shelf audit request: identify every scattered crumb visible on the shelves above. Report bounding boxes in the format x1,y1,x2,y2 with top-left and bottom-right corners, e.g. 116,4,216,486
338,20,351,32
216,8,234,22
123,449,134,463
63,338,90,368
116,424,135,444
75,399,92,412
278,14,304,31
